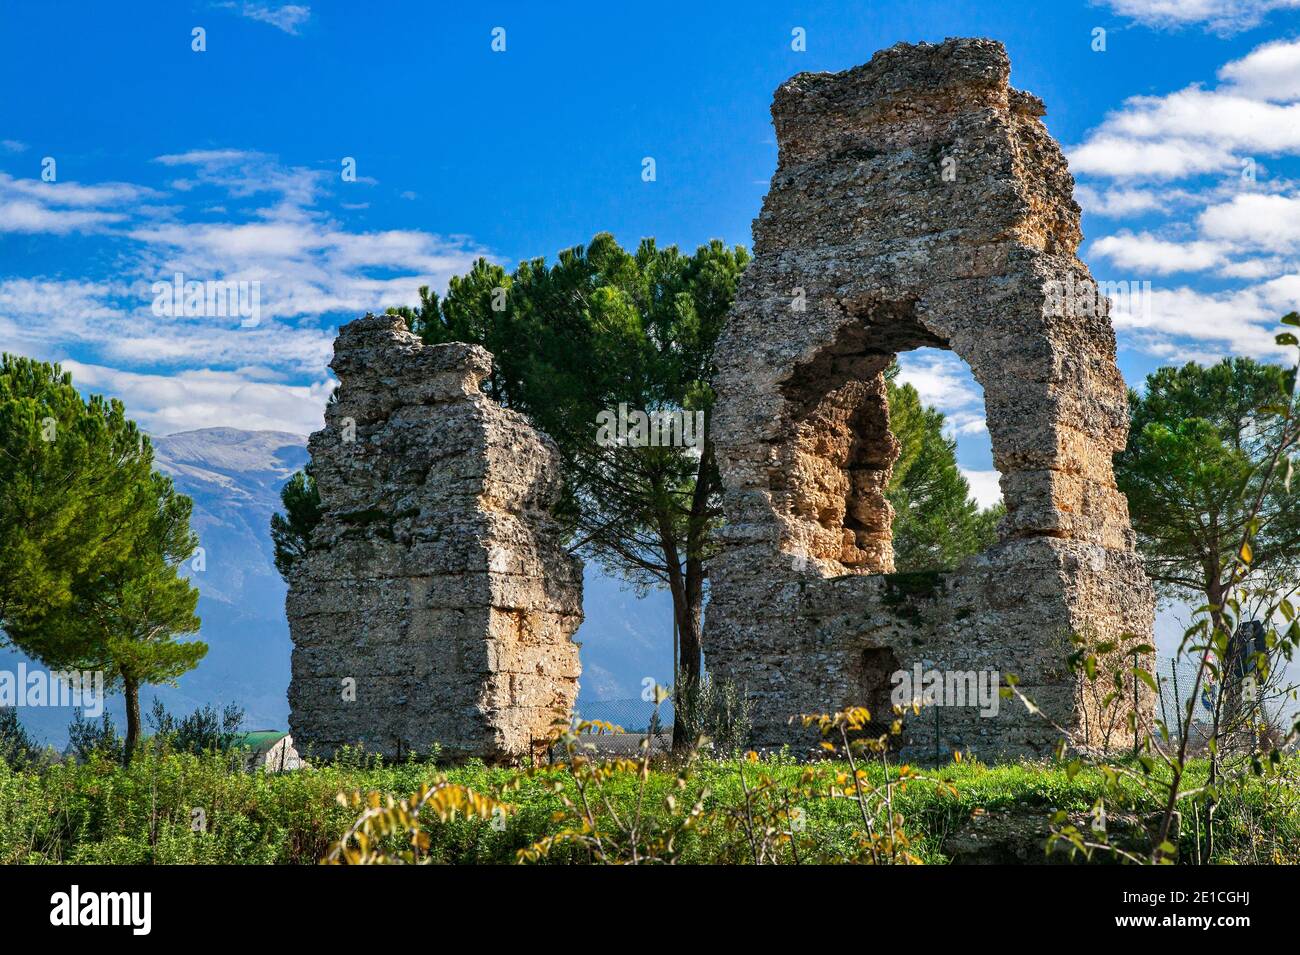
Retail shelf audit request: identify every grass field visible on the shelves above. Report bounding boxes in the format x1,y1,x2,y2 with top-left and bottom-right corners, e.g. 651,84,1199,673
3,746,1298,864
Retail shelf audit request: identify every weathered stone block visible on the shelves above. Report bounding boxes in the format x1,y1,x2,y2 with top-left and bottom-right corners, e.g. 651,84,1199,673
288,315,581,762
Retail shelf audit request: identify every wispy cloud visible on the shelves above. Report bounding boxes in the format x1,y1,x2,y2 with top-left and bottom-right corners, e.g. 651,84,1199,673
62,359,331,435
0,172,157,235
1097,0,1300,34
0,148,489,437
218,2,311,36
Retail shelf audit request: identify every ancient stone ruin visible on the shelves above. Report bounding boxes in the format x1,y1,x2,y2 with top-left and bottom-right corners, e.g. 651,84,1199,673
287,315,582,762
705,38,1156,759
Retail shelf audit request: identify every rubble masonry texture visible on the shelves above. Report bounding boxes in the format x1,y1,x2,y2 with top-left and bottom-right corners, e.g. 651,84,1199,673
287,315,582,762
704,38,1157,760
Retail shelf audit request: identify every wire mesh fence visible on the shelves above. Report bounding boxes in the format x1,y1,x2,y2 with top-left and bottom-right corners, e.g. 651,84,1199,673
1150,653,1297,751
1153,655,1211,732
573,697,674,732
551,697,674,760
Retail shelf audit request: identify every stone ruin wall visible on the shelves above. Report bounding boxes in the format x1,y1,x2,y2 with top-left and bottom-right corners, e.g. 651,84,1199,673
705,38,1157,760
287,315,582,762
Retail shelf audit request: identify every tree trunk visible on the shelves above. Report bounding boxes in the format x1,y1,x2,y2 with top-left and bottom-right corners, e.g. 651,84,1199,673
673,575,705,750
668,438,714,753
1202,563,1225,862
664,545,703,752
123,676,140,766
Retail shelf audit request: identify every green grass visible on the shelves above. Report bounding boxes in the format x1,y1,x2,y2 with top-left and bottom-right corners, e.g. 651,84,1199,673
2,749,1297,864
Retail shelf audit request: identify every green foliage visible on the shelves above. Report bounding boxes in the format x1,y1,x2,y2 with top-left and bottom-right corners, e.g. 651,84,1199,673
673,675,755,756
66,711,124,764
1015,317,1300,865
147,699,245,755
0,354,154,639
1115,356,1300,607
270,465,321,579
0,709,36,769
514,715,709,865
885,374,1002,571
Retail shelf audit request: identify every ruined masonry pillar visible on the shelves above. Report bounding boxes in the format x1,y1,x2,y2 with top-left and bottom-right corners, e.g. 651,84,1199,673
287,315,582,762
705,38,1156,759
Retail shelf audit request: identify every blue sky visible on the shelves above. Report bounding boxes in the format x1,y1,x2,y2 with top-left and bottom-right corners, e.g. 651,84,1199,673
3,0,1300,506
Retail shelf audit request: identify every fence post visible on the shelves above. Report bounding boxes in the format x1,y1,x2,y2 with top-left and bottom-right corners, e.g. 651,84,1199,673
1169,657,1183,750
1132,650,1140,756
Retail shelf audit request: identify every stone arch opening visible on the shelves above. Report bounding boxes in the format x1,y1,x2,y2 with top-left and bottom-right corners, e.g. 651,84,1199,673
774,299,1002,577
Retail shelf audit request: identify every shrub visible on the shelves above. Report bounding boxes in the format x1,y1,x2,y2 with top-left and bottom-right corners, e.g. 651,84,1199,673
0,708,35,769
673,675,754,756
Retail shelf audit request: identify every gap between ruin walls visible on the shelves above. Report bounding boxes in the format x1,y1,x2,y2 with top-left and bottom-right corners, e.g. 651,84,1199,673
286,38,1157,766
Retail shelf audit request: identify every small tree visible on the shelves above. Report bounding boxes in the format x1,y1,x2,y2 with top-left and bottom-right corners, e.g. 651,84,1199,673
271,465,321,578
148,699,245,755
0,356,206,765
1014,315,1300,864
0,707,36,769
1115,356,1300,624
14,472,205,763
66,711,123,763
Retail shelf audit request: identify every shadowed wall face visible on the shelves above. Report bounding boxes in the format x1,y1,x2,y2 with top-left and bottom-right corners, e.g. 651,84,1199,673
287,315,582,763
706,38,1156,760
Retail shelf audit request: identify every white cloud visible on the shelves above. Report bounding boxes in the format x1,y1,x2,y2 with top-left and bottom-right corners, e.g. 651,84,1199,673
1108,280,1297,360
1219,37,1300,100
947,413,988,436
1071,37,1300,366
895,351,981,414
1,140,28,153
1068,40,1300,182
1105,89,1300,154
1099,0,1300,33
1217,256,1290,278
0,172,157,234
1074,184,1171,217
219,2,311,35
0,277,336,375
1198,192,1300,249
155,149,259,168
0,199,124,234
1090,232,1231,273
960,469,1003,509
1069,133,1236,180
895,350,991,447
0,173,157,207
61,360,330,435
153,149,325,206
0,147,492,443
